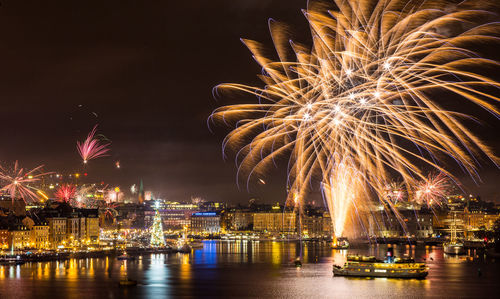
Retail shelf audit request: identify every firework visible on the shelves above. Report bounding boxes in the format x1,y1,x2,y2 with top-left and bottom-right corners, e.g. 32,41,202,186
77,125,111,164
414,173,451,207
321,157,364,237
55,184,76,202
0,161,50,202
383,181,407,204
130,184,137,194
211,0,500,237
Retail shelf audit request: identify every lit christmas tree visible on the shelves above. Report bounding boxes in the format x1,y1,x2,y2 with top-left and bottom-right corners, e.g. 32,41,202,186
150,208,166,247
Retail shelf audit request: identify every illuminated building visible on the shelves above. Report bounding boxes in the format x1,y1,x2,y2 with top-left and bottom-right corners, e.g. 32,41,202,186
30,221,49,249
253,205,297,234
150,201,200,229
83,212,100,244
191,212,221,234
48,217,67,248
302,211,329,238
231,211,254,231
67,216,81,245
368,208,434,238
0,228,8,249
9,225,31,249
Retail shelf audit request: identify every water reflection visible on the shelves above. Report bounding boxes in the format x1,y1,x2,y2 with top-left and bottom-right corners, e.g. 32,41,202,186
0,242,497,298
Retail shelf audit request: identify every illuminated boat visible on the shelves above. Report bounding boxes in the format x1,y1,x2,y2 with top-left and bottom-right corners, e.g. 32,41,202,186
117,254,136,261
331,237,349,249
443,203,465,255
443,242,465,255
0,255,25,265
332,249,428,278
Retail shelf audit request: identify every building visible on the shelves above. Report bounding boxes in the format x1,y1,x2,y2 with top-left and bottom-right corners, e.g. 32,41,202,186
0,228,9,249
82,209,100,244
368,207,434,238
47,217,67,248
253,205,297,234
67,216,81,246
232,211,254,231
9,225,31,249
301,211,328,238
30,222,50,249
191,212,221,234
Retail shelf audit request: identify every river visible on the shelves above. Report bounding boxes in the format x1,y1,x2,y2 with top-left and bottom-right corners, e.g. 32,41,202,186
0,241,498,298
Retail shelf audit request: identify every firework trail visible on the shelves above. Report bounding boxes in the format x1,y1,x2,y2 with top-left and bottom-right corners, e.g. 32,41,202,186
55,184,76,203
321,157,365,237
0,161,50,202
77,125,111,164
211,0,500,237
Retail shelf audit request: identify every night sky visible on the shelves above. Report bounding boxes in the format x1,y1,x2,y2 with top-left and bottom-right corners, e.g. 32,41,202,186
0,0,498,204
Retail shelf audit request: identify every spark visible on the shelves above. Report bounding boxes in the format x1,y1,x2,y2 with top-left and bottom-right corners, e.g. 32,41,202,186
55,184,76,203
414,173,451,207
0,161,50,202
77,125,111,164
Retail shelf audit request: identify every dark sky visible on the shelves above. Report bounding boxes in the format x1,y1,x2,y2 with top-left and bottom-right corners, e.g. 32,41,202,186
0,0,498,204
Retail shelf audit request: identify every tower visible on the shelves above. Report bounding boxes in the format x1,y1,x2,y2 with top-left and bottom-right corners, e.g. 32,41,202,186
138,179,145,204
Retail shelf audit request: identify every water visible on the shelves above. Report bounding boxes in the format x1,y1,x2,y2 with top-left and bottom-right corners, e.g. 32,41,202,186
0,241,498,298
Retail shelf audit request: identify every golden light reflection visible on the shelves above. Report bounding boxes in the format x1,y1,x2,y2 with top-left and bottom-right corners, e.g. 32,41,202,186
180,254,191,281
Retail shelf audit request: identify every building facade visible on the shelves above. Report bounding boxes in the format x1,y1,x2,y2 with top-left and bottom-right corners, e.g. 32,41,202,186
191,212,221,234
253,212,296,233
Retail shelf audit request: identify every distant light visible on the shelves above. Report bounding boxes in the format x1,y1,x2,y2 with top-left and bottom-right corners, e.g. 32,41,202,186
27,175,33,179
114,187,120,193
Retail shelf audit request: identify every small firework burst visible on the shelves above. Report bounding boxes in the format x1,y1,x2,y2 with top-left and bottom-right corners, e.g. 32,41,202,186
77,125,111,164
413,173,451,207
0,161,50,202
383,181,407,204
55,184,76,203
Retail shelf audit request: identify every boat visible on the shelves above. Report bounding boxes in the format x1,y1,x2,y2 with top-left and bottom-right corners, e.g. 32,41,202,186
294,257,302,267
443,204,465,255
190,240,204,249
0,256,26,266
119,278,137,286
443,242,465,255
331,237,349,249
117,254,136,261
332,248,428,279
0,256,25,265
